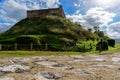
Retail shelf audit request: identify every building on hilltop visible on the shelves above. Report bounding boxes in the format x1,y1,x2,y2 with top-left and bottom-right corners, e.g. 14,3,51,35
27,5,66,18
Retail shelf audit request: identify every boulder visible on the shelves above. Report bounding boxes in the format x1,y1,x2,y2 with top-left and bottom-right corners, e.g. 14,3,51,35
36,72,63,80
35,61,58,66
0,77,14,80
0,64,30,73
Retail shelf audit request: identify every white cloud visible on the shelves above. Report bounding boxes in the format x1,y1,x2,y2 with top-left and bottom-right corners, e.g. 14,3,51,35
75,10,81,14
0,0,60,33
67,7,116,28
79,0,120,15
85,7,116,27
93,0,120,9
0,23,12,33
40,0,60,8
74,3,80,7
76,0,120,39
107,22,120,39
79,0,120,9
0,0,27,22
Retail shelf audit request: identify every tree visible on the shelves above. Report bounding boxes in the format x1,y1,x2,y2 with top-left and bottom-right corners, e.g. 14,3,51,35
97,31,104,37
88,28,92,32
94,26,105,38
94,26,99,31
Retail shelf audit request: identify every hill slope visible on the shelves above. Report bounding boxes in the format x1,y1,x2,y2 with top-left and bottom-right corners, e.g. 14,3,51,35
0,16,98,51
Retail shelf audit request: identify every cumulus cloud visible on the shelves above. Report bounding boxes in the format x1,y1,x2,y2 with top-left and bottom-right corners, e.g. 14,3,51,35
79,0,120,9
0,0,26,23
75,0,120,39
79,0,120,16
93,0,120,9
67,7,116,28
0,0,60,33
107,22,120,39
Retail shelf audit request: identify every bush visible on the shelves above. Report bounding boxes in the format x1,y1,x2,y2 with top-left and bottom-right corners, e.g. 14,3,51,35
96,40,108,51
40,35,64,51
13,36,42,50
107,39,115,47
15,36,40,45
86,38,89,41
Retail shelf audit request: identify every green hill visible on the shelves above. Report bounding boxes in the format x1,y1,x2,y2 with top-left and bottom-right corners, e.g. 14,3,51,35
0,16,99,51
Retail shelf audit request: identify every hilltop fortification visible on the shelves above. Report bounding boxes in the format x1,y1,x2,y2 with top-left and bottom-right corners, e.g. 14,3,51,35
27,5,65,18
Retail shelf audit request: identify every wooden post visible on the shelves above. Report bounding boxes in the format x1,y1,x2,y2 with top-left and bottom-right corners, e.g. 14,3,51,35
45,43,48,51
30,43,33,51
0,44,2,50
15,43,17,50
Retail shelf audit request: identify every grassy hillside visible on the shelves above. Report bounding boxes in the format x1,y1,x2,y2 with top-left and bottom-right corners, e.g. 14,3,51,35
0,16,99,51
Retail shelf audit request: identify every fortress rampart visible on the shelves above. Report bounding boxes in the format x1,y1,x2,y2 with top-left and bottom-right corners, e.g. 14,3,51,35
27,5,65,18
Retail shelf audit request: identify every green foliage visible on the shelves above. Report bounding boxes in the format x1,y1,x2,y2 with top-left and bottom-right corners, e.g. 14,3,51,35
76,40,97,52
0,16,98,40
96,40,108,51
103,36,110,40
94,26,99,31
94,30,104,38
15,35,40,45
40,34,64,51
0,16,99,51
107,39,115,47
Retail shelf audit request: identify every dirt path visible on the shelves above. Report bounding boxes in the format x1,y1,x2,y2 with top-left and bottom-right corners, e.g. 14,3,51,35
0,53,120,80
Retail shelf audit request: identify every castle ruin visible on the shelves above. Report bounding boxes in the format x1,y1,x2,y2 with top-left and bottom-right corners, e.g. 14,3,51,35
27,5,65,18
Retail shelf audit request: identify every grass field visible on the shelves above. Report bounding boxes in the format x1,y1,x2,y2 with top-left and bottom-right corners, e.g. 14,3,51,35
0,44,120,59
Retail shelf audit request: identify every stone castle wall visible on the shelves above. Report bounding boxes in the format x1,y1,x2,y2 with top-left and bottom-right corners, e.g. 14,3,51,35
27,6,65,18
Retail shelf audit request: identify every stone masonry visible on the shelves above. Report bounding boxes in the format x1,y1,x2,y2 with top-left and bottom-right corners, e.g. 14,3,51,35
27,5,65,18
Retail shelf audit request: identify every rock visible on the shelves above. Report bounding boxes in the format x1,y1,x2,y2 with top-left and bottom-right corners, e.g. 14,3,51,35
92,64,116,68
0,71,9,76
74,69,93,75
71,55,84,59
32,56,46,61
112,57,120,63
35,61,58,66
92,58,106,62
9,60,14,64
0,64,30,73
57,56,68,59
9,58,30,63
118,68,120,70
89,55,100,58
50,65,73,70
112,57,120,64
36,72,63,80
15,68,25,73
0,77,14,80
68,60,84,63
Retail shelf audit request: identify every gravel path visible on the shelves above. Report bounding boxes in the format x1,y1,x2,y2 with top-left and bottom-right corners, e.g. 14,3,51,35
0,53,120,80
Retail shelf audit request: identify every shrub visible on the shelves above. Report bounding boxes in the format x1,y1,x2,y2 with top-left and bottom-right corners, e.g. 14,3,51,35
40,35,64,51
13,36,42,50
86,38,89,41
107,39,115,47
15,36,40,45
96,40,108,51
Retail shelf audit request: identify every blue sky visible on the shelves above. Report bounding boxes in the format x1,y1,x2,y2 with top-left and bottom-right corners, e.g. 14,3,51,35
0,0,120,39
